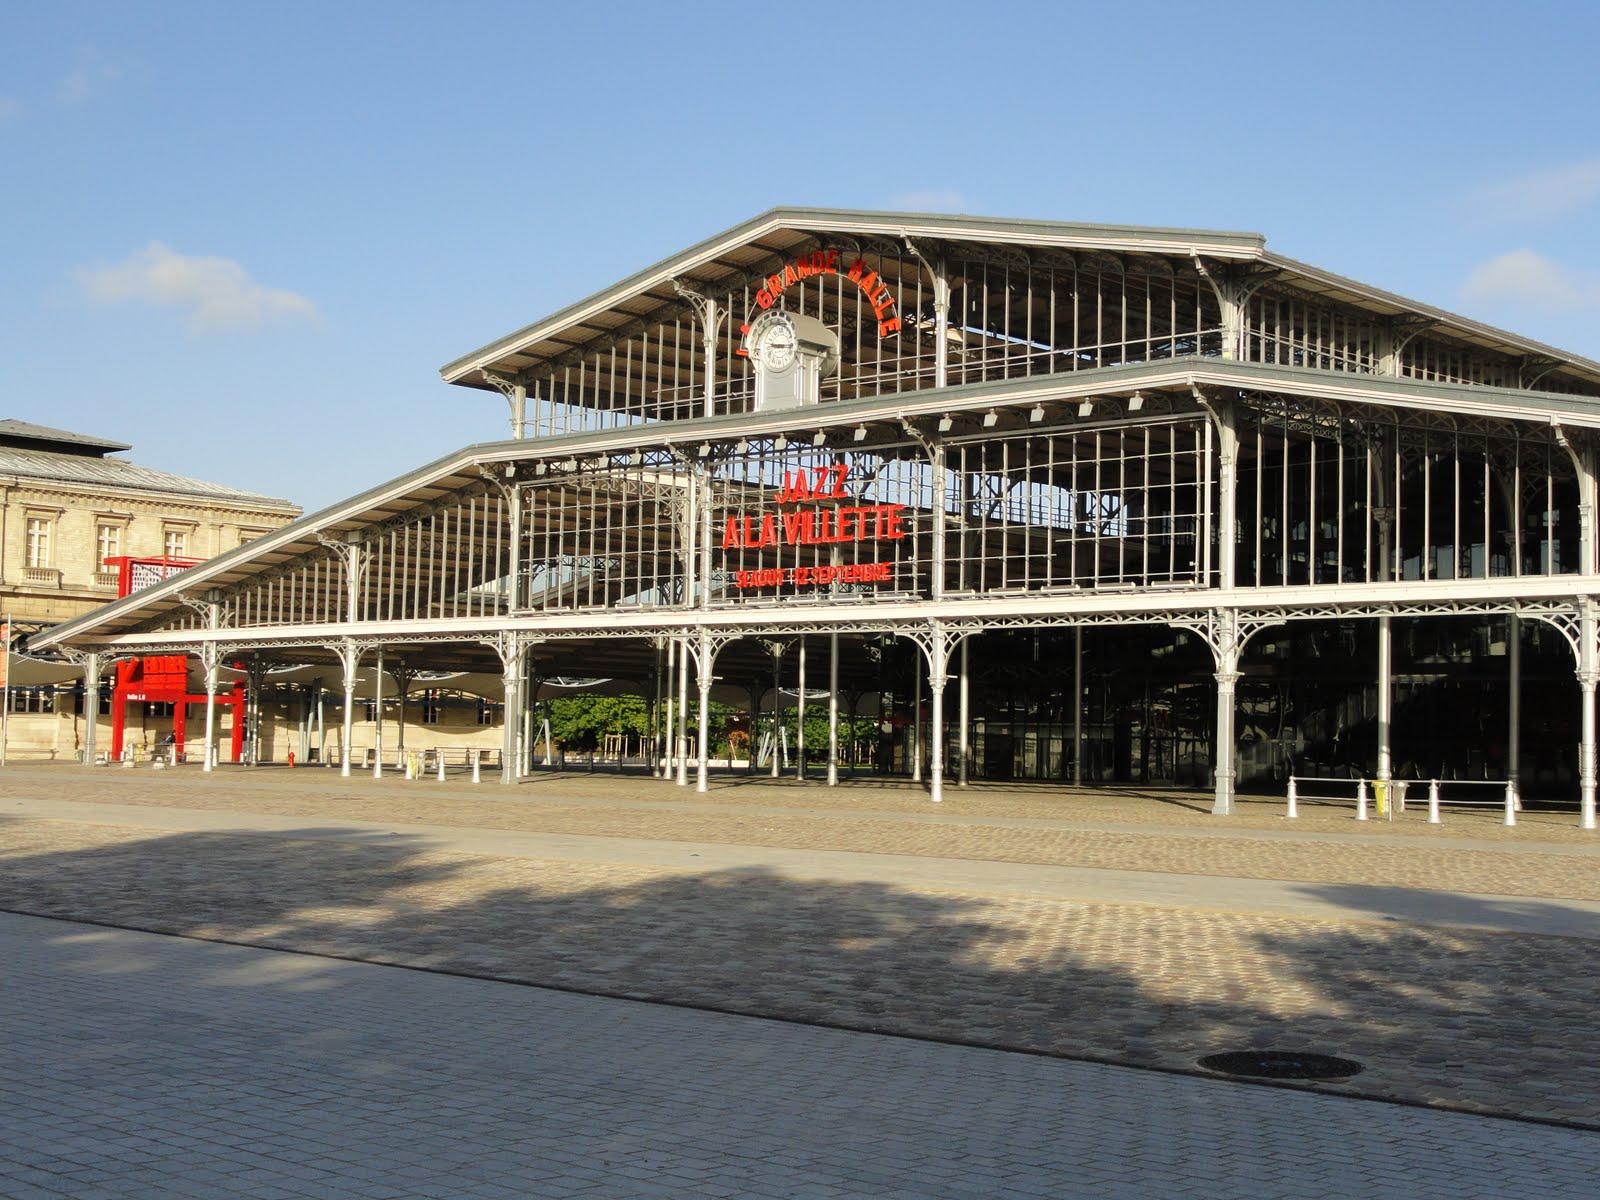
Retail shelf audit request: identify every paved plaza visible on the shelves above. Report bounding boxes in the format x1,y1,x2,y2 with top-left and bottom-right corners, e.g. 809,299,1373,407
1,763,1598,1195
7,911,1600,1200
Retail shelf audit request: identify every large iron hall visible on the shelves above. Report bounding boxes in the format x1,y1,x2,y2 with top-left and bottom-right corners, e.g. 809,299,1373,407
34,209,1600,829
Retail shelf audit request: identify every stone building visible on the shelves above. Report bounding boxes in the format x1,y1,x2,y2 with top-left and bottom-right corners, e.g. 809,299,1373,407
1,419,299,757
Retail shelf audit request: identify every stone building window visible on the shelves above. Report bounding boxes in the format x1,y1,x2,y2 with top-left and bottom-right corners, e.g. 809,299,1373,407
163,527,188,558
96,523,122,565
73,686,112,716
25,517,51,568
9,688,53,713
421,689,443,724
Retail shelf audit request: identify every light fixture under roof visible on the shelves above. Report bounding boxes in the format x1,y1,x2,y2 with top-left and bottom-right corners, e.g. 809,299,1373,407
982,411,999,428
1078,400,1095,418
853,425,868,442
697,442,711,457
937,415,954,432
1127,392,1145,412
774,434,788,450
812,431,828,447
735,440,750,454
1029,405,1045,422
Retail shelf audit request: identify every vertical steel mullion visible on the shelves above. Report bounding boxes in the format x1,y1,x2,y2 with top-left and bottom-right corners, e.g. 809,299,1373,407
1335,429,1346,583
619,475,632,607
1094,269,1104,366
998,438,1010,588
972,262,988,380
1393,428,1404,581
1168,277,1177,363
1092,431,1103,585
400,522,411,621
1071,268,1081,371
1547,464,1555,573
1166,423,1177,580
1119,268,1128,364
1001,263,1012,375
1308,431,1319,582
492,492,505,610
624,337,635,427
1423,448,1433,581
468,494,479,616
431,511,441,615
1064,435,1076,581
1453,439,1463,578
544,485,558,611
1364,436,1374,583
1512,448,1522,575
1140,426,1151,581
1045,432,1056,584
1023,266,1034,377
447,503,458,619
1144,275,1153,362
1280,412,1290,585
1482,452,1491,578
403,521,416,624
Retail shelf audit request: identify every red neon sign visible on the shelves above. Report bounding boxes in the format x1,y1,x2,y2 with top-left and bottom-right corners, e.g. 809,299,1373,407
749,251,901,338
720,466,904,590
734,562,893,590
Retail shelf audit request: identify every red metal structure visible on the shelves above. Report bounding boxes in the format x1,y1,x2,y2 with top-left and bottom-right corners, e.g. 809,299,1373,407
103,557,244,761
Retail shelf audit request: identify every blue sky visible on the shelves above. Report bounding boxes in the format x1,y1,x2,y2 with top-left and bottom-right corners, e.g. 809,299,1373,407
4,0,1599,513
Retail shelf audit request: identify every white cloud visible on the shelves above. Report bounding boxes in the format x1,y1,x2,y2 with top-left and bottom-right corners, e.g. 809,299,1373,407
888,188,968,214
1471,159,1600,223
1460,249,1600,312
60,48,124,103
77,242,319,333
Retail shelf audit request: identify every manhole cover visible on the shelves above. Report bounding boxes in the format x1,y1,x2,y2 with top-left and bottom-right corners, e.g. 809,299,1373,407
1197,1050,1363,1080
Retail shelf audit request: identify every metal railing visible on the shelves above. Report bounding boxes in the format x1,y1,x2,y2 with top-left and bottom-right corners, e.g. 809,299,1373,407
1287,775,1520,826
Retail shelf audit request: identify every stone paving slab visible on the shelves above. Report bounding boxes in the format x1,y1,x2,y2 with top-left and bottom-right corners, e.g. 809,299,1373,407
8,911,1600,1200
5,764,1597,899
4,801,1599,1127
11,794,1600,939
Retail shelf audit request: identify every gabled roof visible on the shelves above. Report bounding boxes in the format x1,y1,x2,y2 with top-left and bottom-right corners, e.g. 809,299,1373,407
440,206,1600,394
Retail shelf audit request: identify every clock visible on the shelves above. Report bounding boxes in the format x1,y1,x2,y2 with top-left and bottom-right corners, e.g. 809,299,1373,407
757,312,798,371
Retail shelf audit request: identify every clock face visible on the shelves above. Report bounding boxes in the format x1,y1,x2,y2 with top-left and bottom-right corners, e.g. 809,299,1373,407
760,316,798,371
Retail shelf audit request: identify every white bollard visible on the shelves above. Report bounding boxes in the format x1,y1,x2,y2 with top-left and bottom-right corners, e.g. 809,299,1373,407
1504,781,1517,827
471,749,481,784
1428,779,1441,824
1356,780,1369,821
1286,777,1298,819
436,751,445,782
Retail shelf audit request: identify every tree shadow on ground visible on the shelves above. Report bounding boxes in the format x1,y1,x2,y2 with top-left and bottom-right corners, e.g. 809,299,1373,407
0,813,1596,1128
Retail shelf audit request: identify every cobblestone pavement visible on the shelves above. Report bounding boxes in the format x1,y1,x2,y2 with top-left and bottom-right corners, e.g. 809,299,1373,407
8,912,1600,1200
2,764,1598,1131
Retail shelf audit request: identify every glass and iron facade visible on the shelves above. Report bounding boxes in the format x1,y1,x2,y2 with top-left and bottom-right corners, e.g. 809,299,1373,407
34,209,1600,825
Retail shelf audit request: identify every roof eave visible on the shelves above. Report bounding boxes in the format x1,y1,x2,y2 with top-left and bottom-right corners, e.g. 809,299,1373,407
1261,250,1600,383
